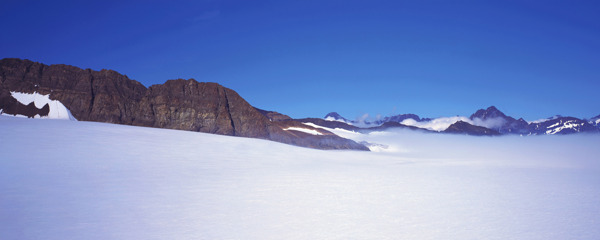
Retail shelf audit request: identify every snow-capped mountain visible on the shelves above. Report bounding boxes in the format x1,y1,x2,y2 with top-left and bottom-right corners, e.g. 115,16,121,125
469,106,529,134
588,115,600,127
324,112,349,122
529,117,598,135
376,113,425,124
318,107,599,136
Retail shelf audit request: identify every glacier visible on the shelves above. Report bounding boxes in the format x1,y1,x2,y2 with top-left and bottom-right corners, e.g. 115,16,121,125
1,116,600,240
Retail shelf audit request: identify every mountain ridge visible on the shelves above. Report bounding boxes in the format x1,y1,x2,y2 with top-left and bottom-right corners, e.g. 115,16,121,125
323,107,599,136
0,58,368,151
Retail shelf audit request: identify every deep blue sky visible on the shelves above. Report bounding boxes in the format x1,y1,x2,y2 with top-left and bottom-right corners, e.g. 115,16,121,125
1,0,599,121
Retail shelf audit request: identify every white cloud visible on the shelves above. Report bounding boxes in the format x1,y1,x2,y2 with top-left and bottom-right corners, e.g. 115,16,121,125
401,116,509,131
401,116,471,131
471,117,506,129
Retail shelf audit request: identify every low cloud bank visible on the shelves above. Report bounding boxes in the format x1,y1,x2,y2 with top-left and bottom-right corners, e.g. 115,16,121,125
401,116,507,131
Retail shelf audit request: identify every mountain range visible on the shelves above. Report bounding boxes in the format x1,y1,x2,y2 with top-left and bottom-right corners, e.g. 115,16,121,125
323,105,599,136
1,58,598,150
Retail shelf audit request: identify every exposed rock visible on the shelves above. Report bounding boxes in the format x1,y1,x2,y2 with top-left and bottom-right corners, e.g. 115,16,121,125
269,120,369,150
255,108,293,122
470,106,529,134
0,58,147,124
444,121,500,136
0,58,367,150
0,86,49,118
132,79,271,138
363,121,428,133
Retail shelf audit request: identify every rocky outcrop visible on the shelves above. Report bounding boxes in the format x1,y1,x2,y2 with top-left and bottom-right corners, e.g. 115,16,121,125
469,106,529,134
0,58,147,123
269,120,369,150
255,108,293,122
363,121,428,132
0,86,49,117
444,121,500,136
0,58,367,150
131,79,271,138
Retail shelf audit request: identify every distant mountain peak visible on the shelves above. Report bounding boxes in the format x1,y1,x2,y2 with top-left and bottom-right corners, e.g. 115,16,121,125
470,106,508,120
380,113,421,123
487,105,499,111
324,112,348,122
444,121,500,136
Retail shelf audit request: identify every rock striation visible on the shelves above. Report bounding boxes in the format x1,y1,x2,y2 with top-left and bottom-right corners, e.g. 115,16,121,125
0,58,368,150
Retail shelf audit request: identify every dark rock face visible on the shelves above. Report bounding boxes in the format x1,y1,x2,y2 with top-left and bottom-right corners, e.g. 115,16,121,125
0,58,147,124
0,86,49,118
444,121,500,136
255,108,293,122
132,79,271,138
363,121,428,133
0,58,367,150
470,106,506,119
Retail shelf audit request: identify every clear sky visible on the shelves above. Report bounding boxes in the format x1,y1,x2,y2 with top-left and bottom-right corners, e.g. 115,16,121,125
1,0,599,121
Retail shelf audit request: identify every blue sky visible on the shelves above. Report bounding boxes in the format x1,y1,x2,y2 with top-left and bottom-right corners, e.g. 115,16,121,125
1,0,599,121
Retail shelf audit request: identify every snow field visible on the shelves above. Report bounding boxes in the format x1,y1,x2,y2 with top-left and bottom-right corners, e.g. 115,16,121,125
1,116,600,239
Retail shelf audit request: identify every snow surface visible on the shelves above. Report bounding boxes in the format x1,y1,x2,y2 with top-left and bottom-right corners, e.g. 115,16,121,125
2,116,600,240
283,127,323,135
6,92,76,120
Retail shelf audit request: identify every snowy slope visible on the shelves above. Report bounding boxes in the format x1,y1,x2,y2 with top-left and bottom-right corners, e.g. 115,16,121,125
2,116,600,240
5,91,76,120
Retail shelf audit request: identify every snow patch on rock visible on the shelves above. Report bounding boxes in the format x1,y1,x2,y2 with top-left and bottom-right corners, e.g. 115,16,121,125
8,91,76,120
284,127,323,135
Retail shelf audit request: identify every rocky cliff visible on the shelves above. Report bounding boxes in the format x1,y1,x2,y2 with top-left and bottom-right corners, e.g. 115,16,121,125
0,58,367,150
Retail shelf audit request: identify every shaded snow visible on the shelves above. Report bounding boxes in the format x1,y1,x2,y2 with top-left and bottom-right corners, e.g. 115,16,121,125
2,117,600,240
7,92,76,120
